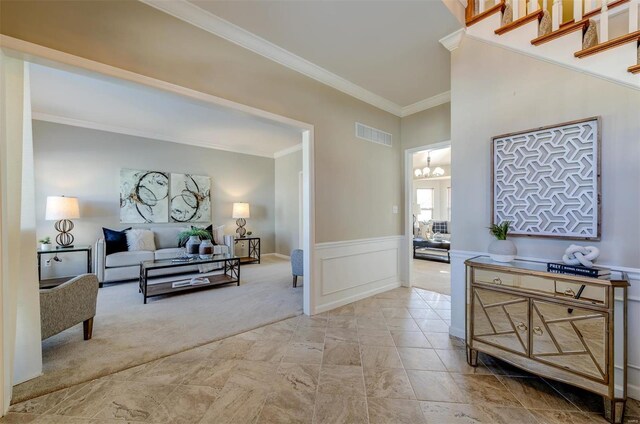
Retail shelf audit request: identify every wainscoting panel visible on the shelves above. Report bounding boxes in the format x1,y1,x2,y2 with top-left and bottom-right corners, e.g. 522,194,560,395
313,236,403,314
450,249,640,400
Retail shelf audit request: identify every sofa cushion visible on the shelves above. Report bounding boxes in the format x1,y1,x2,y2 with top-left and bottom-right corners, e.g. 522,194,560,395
151,227,188,249
154,248,186,261
106,251,154,268
103,227,131,255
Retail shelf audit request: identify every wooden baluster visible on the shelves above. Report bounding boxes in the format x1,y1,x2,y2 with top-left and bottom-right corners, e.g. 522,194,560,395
552,0,561,30
600,1,609,42
514,0,521,19
630,0,639,32
479,0,486,13
529,0,539,13
574,0,583,22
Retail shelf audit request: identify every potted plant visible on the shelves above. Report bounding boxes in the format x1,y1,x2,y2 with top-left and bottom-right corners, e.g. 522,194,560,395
488,221,517,262
39,236,52,251
178,228,212,258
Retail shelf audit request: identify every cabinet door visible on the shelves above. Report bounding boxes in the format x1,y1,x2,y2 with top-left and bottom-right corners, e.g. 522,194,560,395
472,287,529,356
530,300,608,382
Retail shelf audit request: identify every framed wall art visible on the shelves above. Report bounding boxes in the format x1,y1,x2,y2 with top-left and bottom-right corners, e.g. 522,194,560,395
170,173,211,223
120,169,169,223
492,117,600,240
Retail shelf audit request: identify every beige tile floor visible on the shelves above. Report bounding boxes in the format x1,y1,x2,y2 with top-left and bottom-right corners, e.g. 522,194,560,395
3,287,639,424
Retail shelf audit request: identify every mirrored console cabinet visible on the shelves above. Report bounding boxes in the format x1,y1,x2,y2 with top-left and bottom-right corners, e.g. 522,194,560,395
465,256,629,424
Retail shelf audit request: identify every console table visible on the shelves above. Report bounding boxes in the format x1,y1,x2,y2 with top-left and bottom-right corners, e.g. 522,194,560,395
465,256,629,423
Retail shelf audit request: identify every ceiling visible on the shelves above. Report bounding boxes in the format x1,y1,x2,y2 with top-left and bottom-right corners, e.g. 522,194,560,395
188,0,461,108
413,146,451,168
29,63,302,158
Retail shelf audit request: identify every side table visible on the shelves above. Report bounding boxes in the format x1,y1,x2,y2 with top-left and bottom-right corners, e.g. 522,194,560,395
234,237,260,264
37,245,92,288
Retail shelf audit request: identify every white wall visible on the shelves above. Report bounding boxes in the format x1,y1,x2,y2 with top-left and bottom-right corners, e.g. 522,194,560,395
33,121,277,279
450,36,640,398
275,149,302,256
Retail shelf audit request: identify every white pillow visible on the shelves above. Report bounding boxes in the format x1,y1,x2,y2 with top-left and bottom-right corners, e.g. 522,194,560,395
210,225,225,245
126,229,156,251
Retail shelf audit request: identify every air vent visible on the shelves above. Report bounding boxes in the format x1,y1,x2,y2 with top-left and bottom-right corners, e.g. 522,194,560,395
355,122,392,147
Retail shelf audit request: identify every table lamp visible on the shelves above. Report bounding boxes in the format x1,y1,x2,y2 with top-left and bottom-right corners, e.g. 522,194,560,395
232,202,250,238
45,195,80,248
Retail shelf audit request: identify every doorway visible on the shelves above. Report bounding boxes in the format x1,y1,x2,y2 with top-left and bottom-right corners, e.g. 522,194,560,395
404,141,452,295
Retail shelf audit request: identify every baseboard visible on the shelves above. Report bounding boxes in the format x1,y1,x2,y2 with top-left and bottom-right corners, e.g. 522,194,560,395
314,281,401,314
449,325,465,339
262,253,291,261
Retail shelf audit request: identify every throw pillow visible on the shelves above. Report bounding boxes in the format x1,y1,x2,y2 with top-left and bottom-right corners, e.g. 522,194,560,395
432,221,449,234
103,227,131,255
126,229,156,251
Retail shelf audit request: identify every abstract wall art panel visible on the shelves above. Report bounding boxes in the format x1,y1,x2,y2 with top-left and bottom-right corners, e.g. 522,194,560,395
170,173,211,223
492,117,600,240
120,169,169,223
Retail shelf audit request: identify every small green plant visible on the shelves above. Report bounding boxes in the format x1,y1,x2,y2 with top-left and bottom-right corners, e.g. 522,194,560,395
39,236,51,244
178,228,212,245
488,221,511,240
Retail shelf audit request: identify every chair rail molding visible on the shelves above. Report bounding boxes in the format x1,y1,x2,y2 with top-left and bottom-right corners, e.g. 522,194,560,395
449,248,640,399
313,235,404,314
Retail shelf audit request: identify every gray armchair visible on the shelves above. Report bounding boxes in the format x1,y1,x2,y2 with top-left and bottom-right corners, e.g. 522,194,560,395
40,274,99,341
291,249,303,287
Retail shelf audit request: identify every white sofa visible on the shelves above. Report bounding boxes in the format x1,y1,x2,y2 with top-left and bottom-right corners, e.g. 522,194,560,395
95,226,234,284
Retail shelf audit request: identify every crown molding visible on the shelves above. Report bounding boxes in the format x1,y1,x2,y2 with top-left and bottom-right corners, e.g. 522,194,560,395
400,91,451,117
274,143,303,158
439,28,466,52
140,0,405,116
32,112,286,159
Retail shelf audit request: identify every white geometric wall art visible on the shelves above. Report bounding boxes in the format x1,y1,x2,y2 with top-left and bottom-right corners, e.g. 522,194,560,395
170,173,211,223
492,117,600,240
120,169,169,223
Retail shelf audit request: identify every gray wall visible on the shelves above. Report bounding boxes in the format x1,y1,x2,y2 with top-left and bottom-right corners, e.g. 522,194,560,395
34,121,276,278
401,102,451,150
451,36,640,266
275,150,302,256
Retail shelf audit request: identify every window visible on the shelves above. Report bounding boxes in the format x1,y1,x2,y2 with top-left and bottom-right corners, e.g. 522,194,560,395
447,187,452,221
416,188,434,222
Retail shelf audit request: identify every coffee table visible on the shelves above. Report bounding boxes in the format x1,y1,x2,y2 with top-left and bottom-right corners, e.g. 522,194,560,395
139,254,240,303
413,238,451,263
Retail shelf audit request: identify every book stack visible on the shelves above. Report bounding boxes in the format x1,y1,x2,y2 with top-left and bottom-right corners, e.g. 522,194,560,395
547,262,611,279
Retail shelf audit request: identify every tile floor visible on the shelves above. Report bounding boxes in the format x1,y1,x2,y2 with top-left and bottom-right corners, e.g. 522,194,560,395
3,287,639,424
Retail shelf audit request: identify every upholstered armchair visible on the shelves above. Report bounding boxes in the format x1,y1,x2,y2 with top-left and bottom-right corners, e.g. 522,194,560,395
291,249,303,287
40,274,99,341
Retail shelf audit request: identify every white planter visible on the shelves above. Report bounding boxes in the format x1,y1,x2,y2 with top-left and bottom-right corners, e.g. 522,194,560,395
40,243,53,251
488,239,517,262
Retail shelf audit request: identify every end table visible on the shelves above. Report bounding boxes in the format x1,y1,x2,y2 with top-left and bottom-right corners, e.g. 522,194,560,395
234,237,260,264
37,245,93,288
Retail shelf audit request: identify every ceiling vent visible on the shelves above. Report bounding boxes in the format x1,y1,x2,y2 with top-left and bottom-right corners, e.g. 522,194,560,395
355,122,392,147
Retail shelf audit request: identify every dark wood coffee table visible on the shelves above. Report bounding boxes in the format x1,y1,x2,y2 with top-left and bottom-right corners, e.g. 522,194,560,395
139,254,240,303
413,238,451,263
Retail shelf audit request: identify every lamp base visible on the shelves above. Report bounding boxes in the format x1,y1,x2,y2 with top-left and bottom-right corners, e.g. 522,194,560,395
235,218,247,238
54,219,75,248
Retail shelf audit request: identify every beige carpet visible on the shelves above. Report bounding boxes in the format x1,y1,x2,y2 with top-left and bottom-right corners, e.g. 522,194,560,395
412,259,451,295
12,256,302,404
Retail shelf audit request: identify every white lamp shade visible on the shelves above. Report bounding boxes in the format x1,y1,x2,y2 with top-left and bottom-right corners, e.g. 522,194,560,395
45,196,80,220
232,202,250,219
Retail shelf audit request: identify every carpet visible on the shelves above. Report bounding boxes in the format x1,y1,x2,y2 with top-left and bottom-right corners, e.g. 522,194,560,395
12,256,302,404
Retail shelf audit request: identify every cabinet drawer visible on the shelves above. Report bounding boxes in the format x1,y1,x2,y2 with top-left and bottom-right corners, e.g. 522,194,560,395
554,281,606,306
474,269,517,287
